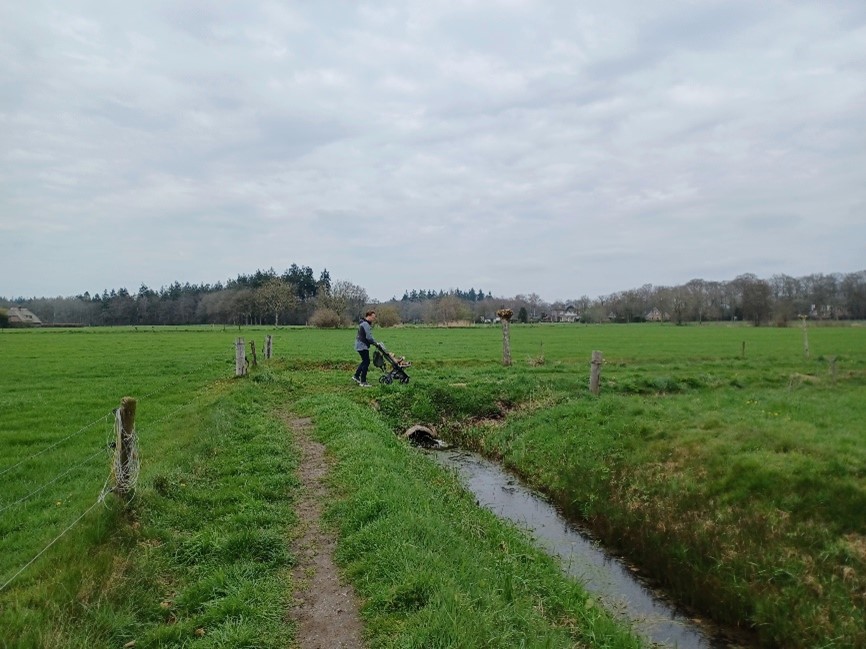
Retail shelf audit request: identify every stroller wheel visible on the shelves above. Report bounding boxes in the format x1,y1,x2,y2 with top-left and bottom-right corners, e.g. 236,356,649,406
380,374,393,385
399,376,410,384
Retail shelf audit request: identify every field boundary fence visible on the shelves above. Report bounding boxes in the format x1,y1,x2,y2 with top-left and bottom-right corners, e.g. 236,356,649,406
0,348,240,593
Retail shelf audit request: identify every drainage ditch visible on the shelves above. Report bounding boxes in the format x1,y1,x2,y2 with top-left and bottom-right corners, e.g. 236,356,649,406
427,448,746,649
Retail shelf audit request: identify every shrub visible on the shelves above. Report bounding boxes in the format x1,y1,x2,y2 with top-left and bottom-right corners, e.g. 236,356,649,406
377,305,402,327
309,307,344,328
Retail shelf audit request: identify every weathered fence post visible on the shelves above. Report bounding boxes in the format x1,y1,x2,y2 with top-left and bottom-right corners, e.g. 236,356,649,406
799,315,810,359
828,355,837,384
741,341,746,358
497,309,513,366
590,350,603,395
265,335,273,360
235,338,248,376
249,340,258,368
114,397,138,499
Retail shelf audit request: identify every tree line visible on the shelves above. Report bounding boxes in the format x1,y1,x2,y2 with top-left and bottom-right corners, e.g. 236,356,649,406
2,268,864,328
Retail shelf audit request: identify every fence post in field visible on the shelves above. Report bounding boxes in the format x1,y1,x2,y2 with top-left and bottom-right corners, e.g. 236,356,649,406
265,335,273,360
497,309,513,366
741,341,746,358
828,355,837,384
590,350,603,395
250,340,258,368
114,397,138,499
799,315,810,359
235,338,247,376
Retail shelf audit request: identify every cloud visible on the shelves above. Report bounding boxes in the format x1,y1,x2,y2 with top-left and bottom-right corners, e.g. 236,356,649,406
1,1,864,302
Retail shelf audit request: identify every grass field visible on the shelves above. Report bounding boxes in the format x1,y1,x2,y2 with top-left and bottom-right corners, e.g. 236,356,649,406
1,322,864,647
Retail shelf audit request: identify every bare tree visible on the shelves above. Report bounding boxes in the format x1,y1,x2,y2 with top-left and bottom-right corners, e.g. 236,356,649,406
318,280,369,323
258,278,297,327
841,271,866,319
685,279,707,324
432,295,472,324
735,274,773,326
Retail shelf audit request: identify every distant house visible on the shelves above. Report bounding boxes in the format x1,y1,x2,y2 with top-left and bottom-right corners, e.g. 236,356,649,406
551,304,580,323
7,306,42,326
560,304,580,323
645,307,669,322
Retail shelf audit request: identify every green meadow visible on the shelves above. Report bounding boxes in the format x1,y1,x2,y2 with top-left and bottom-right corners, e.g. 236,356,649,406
1,323,864,647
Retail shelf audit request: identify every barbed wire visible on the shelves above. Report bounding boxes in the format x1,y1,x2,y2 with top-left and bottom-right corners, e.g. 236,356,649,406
110,407,140,498
0,349,233,592
0,352,226,481
0,412,113,478
0,496,104,593
136,355,228,402
0,447,108,516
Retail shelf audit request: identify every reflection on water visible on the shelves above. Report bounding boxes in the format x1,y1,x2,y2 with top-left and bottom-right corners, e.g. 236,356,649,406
429,449,743,649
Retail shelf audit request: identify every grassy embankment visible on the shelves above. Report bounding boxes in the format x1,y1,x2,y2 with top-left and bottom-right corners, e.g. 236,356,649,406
355,322,866,647
1,327,297,647
0,326,644,648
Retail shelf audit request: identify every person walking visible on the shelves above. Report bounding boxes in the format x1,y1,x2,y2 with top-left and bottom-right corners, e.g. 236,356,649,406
353,310,379,387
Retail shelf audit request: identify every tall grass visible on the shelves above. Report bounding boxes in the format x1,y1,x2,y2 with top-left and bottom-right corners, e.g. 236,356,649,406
2,322,864,647
360,323,866,647
1,327,298,647
294,392,644,648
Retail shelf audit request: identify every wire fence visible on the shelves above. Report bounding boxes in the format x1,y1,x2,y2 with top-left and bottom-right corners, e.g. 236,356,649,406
0,349,234,593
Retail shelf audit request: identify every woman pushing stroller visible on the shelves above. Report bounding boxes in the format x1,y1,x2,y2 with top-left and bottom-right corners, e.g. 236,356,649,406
352,310,380,387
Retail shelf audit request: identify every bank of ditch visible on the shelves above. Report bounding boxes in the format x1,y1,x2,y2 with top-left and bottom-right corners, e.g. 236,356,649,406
292,391,646,648
371,375,866,648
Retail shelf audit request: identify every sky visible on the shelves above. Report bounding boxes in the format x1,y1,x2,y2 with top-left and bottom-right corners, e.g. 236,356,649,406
1,1,865,304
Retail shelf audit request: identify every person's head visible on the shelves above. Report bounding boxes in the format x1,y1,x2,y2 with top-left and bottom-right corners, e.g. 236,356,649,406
365,310,376,321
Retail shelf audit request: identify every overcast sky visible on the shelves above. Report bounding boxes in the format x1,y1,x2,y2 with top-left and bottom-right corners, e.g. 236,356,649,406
1,1,864,303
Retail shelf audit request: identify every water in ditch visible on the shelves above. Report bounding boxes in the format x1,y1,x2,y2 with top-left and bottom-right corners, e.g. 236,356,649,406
428,448,745,649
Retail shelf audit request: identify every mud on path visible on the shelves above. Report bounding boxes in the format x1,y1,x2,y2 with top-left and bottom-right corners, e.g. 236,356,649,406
286,416,365,649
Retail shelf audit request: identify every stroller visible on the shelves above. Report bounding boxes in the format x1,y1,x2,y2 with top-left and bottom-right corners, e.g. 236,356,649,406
372,344,411,385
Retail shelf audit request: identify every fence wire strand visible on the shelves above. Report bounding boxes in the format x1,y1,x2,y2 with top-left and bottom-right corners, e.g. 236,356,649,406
1,350,228,593
0,447,108,516
0,412,113,478
0,497,104,593
136,355,226,402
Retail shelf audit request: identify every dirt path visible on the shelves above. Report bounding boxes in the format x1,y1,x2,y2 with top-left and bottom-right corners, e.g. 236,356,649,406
287,416,365,649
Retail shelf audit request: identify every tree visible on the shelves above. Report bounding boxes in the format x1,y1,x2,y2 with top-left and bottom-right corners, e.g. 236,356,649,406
431,295,471,324
318,280,369,323
770,274,802,324
317,268,332,294
672,288,690,324
735,274,772,326
526,293,544,321
841,271,866,319
258,278,297,326
517,306,528,323
230,288,256,326
685,279,707,324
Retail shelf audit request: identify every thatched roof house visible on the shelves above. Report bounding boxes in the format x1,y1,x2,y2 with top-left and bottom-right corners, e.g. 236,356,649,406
6,306,42,326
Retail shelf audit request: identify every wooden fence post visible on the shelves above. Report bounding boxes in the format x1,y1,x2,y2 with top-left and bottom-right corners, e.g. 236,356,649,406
114,397,138,498
265,335,273,360
497,309,513,366
235,338,247,376
590,350,603,395
799,315,810,359
249,340,258,368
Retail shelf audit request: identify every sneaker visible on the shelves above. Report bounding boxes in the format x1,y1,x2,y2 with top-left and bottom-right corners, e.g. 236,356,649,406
352,376,361,385
360,382,372,387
